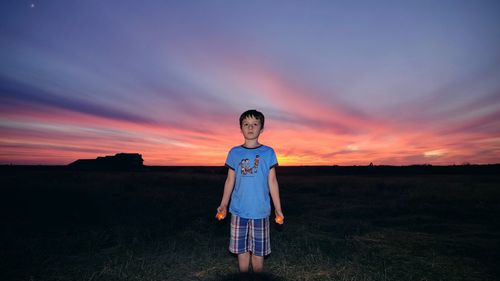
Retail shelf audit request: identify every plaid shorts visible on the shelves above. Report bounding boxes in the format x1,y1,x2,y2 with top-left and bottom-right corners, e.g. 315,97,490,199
229,214,271,256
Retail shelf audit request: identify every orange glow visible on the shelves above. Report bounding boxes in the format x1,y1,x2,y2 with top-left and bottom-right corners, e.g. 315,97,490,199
275,215,284,225
216,212,226,220
1,61,499,166
2,96,499,166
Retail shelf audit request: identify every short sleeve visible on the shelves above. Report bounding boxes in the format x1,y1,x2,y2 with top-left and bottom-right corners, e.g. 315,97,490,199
269,148,278,169
225,149,235,170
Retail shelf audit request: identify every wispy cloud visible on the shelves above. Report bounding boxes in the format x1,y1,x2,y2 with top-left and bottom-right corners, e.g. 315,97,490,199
0,76,156,124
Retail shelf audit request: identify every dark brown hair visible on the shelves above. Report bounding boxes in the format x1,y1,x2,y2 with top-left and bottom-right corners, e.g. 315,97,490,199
239,109,265,129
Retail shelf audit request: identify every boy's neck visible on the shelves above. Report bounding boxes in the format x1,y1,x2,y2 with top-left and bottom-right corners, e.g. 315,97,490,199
243,139,261,148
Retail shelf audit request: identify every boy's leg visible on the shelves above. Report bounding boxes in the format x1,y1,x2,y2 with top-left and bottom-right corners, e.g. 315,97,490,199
238,252,251,272
248,217,269,273
230,215,251,272
251,254,264,272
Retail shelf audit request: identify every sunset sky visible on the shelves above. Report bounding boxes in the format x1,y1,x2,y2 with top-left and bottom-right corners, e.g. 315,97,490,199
1,0,500,166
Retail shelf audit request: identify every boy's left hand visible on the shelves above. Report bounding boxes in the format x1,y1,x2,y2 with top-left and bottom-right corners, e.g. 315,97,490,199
274,210,284,224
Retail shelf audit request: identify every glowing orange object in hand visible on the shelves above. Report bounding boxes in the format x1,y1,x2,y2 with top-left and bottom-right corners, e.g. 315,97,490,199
216,212,226,220
275,215,284,224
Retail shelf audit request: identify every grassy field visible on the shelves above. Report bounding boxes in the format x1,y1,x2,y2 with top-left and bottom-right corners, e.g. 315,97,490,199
1,167,499,281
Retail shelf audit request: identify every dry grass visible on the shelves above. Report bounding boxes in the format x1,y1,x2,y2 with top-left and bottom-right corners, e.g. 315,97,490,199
1,168,499,280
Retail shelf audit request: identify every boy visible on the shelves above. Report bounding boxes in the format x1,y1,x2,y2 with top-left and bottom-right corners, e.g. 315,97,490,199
217,109,284,273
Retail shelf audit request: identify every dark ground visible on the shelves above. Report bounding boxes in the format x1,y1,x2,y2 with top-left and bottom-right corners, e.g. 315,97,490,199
1,165,499,281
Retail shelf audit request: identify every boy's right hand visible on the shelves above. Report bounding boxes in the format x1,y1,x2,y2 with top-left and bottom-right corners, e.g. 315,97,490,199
216,205,227,220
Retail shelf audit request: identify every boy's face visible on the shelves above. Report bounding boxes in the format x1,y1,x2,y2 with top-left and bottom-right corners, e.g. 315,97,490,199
240,116,263,141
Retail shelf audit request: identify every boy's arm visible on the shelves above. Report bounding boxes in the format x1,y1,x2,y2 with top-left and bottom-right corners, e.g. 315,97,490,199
217,168,236,214
268,167,283,218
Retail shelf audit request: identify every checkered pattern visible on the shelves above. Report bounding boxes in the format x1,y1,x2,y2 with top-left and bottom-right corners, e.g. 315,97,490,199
229,214,271,256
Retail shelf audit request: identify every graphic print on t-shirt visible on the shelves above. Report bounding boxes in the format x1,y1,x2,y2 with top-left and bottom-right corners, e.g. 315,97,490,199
239,155,260,176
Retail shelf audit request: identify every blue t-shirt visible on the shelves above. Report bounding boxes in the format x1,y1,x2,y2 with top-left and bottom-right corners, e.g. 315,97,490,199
225,145,278,219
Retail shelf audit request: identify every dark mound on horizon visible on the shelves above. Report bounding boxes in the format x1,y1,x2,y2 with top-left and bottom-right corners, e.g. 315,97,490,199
68,152,144,171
